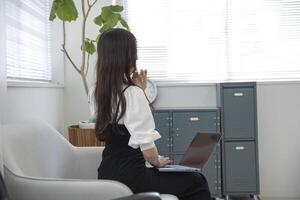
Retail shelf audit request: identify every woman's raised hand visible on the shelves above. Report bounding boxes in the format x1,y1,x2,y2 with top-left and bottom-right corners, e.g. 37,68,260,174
132,69,147,90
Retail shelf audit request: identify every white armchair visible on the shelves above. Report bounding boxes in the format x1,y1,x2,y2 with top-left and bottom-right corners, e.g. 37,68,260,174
2,122,177,200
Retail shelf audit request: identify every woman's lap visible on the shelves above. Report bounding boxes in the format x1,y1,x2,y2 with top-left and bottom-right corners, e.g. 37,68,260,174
130,168,211,200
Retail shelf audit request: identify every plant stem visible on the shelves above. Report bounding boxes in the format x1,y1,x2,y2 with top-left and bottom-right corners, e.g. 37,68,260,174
81,72,89,96
81,0,89,95
88,0,98,8
62,21,80,74
80,0,98,95
63,21,66,43
85,53,90,76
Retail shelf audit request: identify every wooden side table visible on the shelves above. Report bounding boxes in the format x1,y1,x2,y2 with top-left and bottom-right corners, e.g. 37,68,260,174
68,125,105,147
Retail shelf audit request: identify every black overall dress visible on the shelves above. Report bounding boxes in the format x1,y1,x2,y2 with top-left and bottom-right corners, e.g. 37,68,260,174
97,86,211,200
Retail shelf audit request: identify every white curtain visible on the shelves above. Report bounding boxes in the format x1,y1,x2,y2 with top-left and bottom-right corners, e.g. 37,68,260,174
0,0,7,175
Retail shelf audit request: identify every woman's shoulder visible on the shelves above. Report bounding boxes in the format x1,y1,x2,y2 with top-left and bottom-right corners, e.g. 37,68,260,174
123,85,145,99
123,84,143,94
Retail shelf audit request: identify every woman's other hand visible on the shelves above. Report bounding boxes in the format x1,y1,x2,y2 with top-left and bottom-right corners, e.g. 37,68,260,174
142,146,171,168
158,155,171,168
133,69,147,90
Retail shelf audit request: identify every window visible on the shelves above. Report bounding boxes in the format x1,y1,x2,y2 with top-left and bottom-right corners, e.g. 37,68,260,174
227,0,300,81
125,0,226,83
125,0,300,83
5,0,51,82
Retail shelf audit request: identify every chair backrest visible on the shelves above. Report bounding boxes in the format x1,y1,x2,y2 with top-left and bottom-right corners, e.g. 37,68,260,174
0,124,4,176
2,121,77,179
0,173,9,200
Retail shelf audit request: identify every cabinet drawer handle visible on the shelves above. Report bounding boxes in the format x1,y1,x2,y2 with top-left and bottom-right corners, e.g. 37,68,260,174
234,92,244,97
235,146,245,150
190,117,200,121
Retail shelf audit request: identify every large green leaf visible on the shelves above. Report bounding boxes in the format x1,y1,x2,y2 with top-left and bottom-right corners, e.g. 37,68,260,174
101,5,123,20
107,14,121,28
120,16,130,31
94,5,130,34
109,5,123,12
94,15,103,26
99,24,112,33
83,38,96,55
49,0,59,21
101,7,114,21
49,0,78,22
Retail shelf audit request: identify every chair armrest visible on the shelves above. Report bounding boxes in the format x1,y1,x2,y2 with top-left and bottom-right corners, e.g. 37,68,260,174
5,166,132,200
73,146,104,179
113,192,161,200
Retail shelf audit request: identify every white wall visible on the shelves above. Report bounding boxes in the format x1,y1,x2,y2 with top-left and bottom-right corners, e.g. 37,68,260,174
153,84,216,108
257,82,300,198
5,87,64,133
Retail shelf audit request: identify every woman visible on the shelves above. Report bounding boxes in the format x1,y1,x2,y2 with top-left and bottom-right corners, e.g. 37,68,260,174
94,28,211,200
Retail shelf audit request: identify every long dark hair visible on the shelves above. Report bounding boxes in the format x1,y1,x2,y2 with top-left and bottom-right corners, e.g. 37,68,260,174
94,28,137,139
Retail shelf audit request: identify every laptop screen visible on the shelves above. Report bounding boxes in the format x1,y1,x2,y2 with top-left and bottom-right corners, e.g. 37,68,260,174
179,133,222,168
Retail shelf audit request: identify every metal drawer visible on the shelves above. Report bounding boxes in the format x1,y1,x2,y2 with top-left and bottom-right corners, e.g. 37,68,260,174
153,112,170,154
223,87,256,139
172,111,218,153
224,141,257,193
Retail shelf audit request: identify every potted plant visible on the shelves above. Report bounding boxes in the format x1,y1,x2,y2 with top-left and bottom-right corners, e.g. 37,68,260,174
49,0,130,146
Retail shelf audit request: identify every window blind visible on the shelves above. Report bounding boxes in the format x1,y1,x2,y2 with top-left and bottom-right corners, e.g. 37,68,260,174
5,0,51,81
227,0,300,81
124,0,227,83
125,0,300,83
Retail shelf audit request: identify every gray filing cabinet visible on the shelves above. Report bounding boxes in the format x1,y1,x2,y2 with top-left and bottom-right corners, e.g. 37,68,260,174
218,82,260,198
153,109,222,197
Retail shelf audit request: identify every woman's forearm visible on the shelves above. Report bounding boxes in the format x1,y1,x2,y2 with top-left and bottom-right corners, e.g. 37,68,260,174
142,146,160,167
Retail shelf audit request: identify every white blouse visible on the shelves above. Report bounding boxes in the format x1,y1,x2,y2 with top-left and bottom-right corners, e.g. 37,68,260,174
118,85,161,151
90,85,161,151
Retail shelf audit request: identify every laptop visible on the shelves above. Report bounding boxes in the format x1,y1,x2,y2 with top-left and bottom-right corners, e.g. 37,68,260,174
158,132,222,172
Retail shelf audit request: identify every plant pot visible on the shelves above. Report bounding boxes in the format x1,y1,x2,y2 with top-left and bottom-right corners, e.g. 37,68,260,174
68,125,105,147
